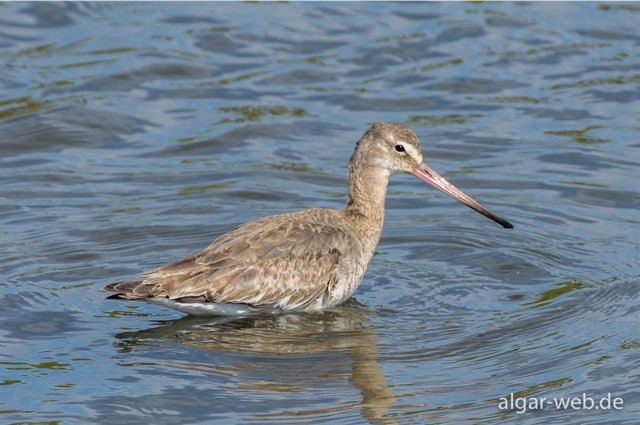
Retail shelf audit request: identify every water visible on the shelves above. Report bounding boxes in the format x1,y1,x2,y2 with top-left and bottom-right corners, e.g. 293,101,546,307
1,2,639,423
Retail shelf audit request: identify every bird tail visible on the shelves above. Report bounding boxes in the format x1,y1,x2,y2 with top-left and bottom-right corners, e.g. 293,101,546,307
102,280,154,300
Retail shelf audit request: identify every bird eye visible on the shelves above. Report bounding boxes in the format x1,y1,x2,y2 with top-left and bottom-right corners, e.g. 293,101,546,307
395,144,405,153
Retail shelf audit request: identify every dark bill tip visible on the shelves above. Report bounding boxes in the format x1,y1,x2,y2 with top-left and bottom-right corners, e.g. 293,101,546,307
497,217,514,229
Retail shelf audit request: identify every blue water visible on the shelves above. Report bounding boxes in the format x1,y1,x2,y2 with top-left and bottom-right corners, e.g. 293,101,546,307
1,2,639,424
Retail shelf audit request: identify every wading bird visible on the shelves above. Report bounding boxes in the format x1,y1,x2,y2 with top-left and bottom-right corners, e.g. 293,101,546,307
104,123,512,315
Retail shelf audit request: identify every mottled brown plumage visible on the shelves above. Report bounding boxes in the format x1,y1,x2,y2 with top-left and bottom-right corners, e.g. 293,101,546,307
104,122,512,316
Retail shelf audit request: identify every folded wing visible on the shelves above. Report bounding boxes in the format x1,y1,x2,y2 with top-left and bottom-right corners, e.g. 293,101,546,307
138,215,355,310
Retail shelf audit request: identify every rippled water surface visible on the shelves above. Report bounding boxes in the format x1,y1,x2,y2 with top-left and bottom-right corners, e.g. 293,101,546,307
1,2,639,424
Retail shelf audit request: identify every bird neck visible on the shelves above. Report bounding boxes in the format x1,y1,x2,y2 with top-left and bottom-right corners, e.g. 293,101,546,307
344,164,389,236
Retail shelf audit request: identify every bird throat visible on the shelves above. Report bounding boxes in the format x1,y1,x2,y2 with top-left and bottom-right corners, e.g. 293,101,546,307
345,164,389,238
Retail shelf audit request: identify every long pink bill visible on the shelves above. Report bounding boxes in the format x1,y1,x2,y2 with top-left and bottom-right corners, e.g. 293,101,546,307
412,162,513,229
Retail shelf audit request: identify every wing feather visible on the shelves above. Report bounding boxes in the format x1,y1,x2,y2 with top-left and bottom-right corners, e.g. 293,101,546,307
140,212,353,309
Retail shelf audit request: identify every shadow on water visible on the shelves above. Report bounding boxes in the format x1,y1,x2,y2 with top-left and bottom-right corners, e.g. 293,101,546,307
110,301,397,424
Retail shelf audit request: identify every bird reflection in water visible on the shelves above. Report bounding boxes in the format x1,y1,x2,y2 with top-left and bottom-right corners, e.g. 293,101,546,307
114,301,397,424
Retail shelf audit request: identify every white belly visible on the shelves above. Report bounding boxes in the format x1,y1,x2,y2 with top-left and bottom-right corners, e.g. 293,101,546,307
147,297,282,316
